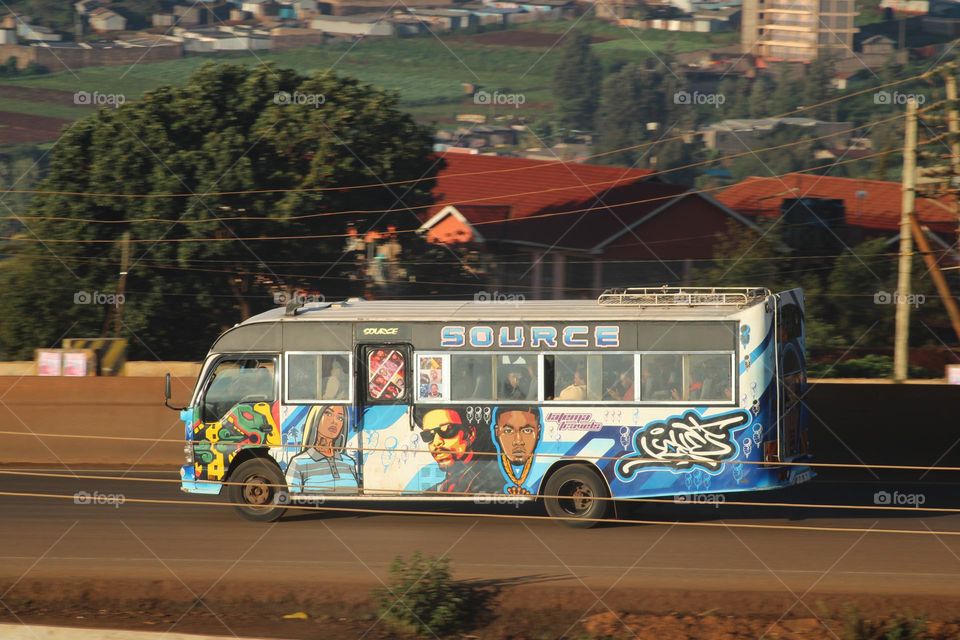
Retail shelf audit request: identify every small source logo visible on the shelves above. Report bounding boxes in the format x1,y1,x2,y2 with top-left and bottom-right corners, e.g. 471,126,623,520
74,291,124,307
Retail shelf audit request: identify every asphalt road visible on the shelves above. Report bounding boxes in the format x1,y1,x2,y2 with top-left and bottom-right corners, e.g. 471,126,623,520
1,467,960,612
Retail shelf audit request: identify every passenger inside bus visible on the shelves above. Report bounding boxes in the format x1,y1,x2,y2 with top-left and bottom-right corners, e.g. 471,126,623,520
557,368,587,401
323,358,348,400
643,355,682,400
604,369,634,401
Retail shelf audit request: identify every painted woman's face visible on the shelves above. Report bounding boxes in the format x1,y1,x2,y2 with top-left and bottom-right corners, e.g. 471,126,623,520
316,405,346,442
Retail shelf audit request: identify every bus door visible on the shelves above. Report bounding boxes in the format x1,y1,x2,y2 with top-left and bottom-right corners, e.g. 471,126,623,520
357,344,417,495
774,289,809,461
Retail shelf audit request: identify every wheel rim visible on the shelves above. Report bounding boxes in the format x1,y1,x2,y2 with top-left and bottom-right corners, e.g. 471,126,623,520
557,479,595,516
241,473,274,508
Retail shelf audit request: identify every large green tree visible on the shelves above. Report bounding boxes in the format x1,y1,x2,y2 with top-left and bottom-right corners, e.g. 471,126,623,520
0,63,453,360
552,31,603,133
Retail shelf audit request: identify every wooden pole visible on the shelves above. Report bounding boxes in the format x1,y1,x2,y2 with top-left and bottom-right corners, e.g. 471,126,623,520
894,99,918,382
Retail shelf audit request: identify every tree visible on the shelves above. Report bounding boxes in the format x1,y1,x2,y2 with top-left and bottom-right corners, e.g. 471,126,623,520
0,63,463,360
552,31,603,133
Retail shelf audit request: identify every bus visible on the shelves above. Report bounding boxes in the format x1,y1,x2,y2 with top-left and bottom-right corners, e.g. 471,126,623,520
169,286,812,527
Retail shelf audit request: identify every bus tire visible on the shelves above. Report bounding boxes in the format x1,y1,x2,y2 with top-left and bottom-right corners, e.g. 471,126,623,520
543,465,610,528
228,458,288,523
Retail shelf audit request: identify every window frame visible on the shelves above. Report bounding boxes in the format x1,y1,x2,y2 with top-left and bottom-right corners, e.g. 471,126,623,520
283,350,354,405
197,353,280,423
638,350,737,406
541,351,639,405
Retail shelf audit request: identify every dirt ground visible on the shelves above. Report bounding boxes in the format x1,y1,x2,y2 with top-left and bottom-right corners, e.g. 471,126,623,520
0,110,72,144
2,578,959,639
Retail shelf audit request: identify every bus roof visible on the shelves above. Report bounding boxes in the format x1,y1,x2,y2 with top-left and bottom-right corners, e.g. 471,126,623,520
240,288,773,325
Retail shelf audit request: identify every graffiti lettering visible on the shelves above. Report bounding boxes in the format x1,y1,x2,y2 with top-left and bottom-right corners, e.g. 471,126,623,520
615,410,750,480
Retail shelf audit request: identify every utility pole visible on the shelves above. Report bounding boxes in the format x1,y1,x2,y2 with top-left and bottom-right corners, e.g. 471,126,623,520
894,99,918,382
113,231,130,337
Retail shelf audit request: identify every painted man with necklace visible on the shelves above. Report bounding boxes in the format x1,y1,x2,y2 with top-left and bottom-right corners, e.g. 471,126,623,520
492,406,542,495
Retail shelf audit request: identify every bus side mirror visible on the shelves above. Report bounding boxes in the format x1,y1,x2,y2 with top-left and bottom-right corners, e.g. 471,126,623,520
164,373,186,411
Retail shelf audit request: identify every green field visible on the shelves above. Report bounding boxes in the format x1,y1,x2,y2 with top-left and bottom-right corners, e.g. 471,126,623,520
0,19,729,128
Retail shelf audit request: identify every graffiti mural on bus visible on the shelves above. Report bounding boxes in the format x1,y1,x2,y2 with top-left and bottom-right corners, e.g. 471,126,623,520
491,406,543,495
414,406,502,494
284,404,359,495
192,401,281,481
614,409,751,481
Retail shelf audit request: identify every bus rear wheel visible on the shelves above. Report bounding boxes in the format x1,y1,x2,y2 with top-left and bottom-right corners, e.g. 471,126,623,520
543,465,610,528
228,458,288,523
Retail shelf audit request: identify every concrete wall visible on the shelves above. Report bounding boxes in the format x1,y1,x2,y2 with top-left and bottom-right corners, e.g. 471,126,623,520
0,376,958,469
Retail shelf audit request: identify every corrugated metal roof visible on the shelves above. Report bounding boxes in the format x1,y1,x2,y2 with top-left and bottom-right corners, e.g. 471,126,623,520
242,296,764,325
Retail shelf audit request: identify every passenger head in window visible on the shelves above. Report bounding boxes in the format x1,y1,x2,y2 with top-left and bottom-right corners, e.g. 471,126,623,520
501,368,528,400
606,369,634,401
324,359,347,400
557,368,586,401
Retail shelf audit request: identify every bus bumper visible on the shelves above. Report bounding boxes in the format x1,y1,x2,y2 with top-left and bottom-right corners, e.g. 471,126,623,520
180,464,223,495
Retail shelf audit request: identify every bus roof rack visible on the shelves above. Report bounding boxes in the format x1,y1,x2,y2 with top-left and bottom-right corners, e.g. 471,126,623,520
597,286,770,307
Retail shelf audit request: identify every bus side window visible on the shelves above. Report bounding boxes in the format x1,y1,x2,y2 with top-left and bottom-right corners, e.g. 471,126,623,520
641,355,682,401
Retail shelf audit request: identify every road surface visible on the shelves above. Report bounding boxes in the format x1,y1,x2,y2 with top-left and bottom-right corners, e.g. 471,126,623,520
1,467,959,637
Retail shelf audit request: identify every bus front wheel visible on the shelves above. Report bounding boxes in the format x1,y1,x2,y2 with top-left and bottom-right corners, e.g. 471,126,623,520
543,465,610,528
228,458,288,523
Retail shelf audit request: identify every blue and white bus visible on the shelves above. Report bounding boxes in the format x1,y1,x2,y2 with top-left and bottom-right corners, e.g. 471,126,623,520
169,287,811,526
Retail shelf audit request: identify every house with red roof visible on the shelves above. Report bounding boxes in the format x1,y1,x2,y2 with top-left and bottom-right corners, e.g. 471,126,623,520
419,153,759,298
716,173,959,257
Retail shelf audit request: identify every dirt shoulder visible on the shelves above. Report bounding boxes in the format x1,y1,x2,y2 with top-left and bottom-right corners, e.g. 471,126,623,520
2,578,959,639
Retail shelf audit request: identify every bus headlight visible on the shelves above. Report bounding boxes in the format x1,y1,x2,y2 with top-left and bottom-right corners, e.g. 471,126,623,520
184,443,195,465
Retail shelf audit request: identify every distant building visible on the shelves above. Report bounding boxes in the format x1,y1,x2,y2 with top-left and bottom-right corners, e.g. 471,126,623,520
740,0,858,61
16,21,64,42
418,153,760,296
310,12,395,36
698,117,853,155
88,7,127,32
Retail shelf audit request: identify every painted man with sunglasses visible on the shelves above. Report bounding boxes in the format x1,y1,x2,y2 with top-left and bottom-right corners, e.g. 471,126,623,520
417,408,500,494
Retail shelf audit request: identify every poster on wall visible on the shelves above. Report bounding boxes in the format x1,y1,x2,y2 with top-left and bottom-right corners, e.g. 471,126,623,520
948,364,960,385
62,352,89,377
36,350,62,376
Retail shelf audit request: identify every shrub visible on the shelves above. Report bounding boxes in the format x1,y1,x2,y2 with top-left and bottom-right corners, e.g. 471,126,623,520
373,552,467,637
842,609,928,640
